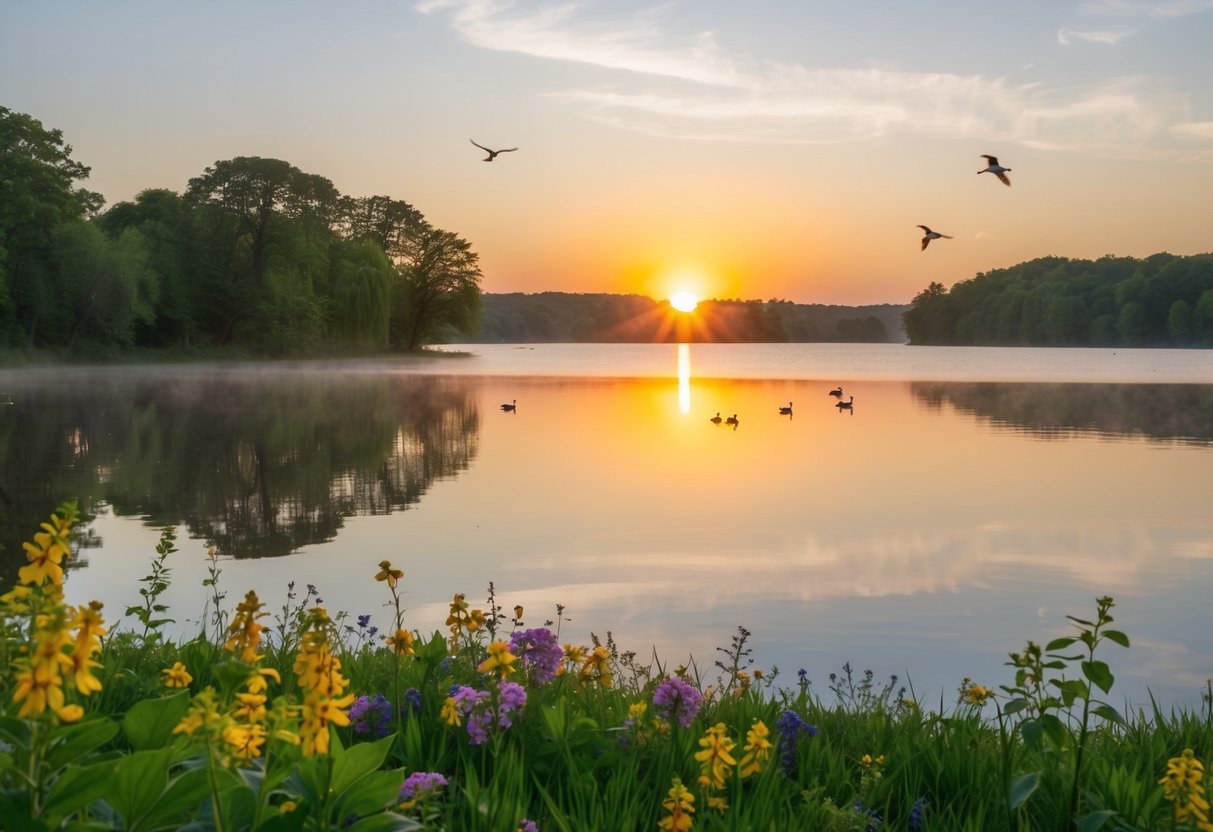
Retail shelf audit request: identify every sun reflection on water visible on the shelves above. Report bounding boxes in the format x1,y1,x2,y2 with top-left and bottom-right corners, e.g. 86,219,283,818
677,343,691,414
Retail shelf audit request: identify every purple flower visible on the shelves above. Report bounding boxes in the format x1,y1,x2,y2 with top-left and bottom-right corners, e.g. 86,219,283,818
399,771,448,802
519,820,539,832
509,628,563,684
652,678,704,728
496,681,527,728
774,710,818,775
357,614,372,629
908,797,928,831
405,687,422,712
348,694,392,738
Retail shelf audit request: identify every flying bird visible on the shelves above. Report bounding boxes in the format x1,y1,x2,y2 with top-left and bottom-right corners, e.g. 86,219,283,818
470,139,518,162
918,225,953,251
978,154,1012,186
500,399,517,412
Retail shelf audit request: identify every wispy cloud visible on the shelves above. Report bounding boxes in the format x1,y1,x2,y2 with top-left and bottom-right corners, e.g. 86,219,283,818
1057,27,1136,44
419,0,1204,151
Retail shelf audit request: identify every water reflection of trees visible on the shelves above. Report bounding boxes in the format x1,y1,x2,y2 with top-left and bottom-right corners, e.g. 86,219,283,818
0,370,479,580
911,382,1213,445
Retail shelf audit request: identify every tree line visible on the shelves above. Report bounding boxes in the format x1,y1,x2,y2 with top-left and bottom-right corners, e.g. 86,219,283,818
472,292,907,343
0,105,483,356
903,252,1213,347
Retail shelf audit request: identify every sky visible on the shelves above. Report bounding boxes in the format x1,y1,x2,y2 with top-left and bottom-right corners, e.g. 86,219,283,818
3,0,1213,305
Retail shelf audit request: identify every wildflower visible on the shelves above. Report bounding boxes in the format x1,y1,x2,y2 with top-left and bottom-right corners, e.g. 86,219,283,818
292,607,356,755
357,614,372,629
174,688,224,737
509,627,563,683
560,643,587,676
734,669,751,695
445,593,486,647
349,694,393,738
1159,749,1213,831
65,601,105,696
19,506,76,589
652,677,704,728
405,687,422,712
960,677,992,706
225,590,268,664
495,681,527,728
232,691,268,723
774,710,817,775
224,722,267,763
478,640,518,680
12,611,72,718
659,776,695,831
375,560,404,588
385,628,415,657
738,720,773,778
908,797,929,831
440,696,462,727
707,796,729,811
57,704,84,723
513,604,524,622
695,723,737,790
579,645,613,688
399,770,448,811
518,820,538,832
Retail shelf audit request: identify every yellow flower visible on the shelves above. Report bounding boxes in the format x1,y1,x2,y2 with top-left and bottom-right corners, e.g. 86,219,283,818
738,720,772,778
19,507,76,589
706,796,729,811
293,607,354,756
962,680,992,706
174,689,223,737
694,722,737,790
280,801,297,813
1160,749,1213,830
477,641,518,679
579,645,613,688
513,604,524,621
628,702,648,720
245,667,280,694
57,704,84,723
225,590,268,664
375,560,404,588
224,722,267,763
658,776,695,831
233,692,268,723
386,628,416,657
441,696,462,727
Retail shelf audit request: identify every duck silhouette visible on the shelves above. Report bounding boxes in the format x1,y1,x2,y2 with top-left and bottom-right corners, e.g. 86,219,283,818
828,387,843,398
836,396,854,411
710,412,723,424
471,139,518,162
978,154,1012,186
918,225,953,251
779,402,793,415
500,399,517,412
725,414,739,428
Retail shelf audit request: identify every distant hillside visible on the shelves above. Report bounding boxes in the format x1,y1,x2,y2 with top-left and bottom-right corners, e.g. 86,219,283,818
463,292,908,343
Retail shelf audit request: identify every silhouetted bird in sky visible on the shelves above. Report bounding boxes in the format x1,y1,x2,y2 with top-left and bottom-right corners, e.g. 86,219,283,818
501,399,517,412
918,225,953,251
978,154,1012,186
471,139,518,162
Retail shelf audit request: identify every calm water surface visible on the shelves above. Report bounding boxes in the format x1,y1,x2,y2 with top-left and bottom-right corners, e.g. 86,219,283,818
1,344,1210,709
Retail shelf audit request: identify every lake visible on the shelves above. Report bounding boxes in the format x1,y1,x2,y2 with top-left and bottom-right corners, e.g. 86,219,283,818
1,343,1210,710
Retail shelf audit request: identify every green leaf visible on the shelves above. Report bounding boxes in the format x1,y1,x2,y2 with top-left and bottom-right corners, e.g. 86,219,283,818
122,691,190,751
1077,809,1117,832
333,770,405,820
1020,719,1043,745
42,760,116,824
1045,637,1077,651
1041,713,1069,748
1092,703,1126,727
1001,698,1030,716
1008,771,1041,810
345,812,424,832
106,747,171,827
331,735,394,799
1066,616,1095,627
1102,629,1130,648
137,766,220,832
0,788,44,831
46,718,120,771
1081,660,1115,694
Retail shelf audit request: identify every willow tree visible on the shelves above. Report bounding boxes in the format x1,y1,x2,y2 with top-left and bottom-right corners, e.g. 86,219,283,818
330,238,393,348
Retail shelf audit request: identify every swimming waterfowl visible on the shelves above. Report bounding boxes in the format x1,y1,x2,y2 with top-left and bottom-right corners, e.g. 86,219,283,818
725,414,739,426
471,139,518,162
829,387,843,397
710,412,723,424
918,225,953,251
500,399,517,412
779,402,793,415
836,396,854,410
978,154,1012,186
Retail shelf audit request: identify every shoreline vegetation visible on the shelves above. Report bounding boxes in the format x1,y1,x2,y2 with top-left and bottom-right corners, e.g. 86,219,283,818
2,503,1211,830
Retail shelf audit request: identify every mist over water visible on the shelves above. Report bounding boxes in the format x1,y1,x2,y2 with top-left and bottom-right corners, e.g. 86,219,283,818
2,344,1210,710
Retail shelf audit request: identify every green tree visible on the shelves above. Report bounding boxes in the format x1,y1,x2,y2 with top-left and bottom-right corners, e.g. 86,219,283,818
903,281,948,344
1167,300,1194,345
330,239,393,348
0,106,104,346
390,223,483,351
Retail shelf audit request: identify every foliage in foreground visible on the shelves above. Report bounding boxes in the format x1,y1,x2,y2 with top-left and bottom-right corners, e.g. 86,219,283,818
1,503,1211,831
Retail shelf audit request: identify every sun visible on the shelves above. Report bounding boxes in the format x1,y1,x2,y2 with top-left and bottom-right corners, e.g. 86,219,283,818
669,290,699,313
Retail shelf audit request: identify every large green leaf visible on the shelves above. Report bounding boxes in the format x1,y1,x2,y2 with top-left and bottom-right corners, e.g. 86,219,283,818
330,735,394,798
333,770,405,820
346,812,424,832
1082,660,1115,694
121,690,190,751
1008,771,1041,810
1077,809,1117,832
42,760,116,824
46,718,120,771
136,766,221,832
106,747,171,827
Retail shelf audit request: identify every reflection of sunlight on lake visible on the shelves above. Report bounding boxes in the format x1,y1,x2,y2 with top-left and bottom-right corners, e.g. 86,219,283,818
48,361,1213,711
677,343,691,414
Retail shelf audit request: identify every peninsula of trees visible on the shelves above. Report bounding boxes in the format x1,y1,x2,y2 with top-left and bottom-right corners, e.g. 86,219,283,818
1,106,482,356
904,253,1213,347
